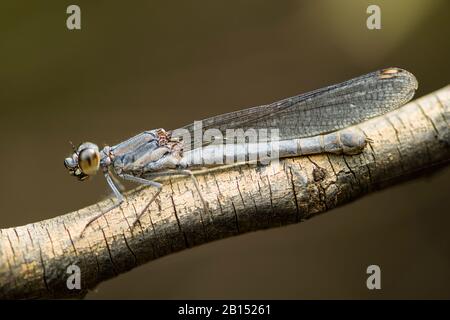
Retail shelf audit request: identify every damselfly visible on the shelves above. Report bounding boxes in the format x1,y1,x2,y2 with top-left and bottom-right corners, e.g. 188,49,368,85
64,68,417,235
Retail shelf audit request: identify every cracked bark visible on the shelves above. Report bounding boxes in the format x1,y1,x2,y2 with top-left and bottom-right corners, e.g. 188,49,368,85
0,86,449,299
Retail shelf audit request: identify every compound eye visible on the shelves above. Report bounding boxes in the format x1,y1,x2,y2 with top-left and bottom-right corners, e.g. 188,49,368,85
78,148,100,175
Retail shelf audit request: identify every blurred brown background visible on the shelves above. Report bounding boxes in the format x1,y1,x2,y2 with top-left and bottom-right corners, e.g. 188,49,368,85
0,0,449,299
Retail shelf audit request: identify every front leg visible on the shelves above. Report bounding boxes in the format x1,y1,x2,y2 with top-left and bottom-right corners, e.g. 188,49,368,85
80,172,125,237
109,168,126,192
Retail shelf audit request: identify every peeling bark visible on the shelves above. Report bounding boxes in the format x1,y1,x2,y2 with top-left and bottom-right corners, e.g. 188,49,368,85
0,86,449,299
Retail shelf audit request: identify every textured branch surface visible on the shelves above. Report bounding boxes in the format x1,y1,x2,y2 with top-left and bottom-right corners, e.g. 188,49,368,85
1,86,449,299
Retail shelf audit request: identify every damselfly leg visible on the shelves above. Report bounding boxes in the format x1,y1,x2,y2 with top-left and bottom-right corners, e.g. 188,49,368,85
140,169,211,222
79,172,162,236
119,174,163,228
79,172,125,237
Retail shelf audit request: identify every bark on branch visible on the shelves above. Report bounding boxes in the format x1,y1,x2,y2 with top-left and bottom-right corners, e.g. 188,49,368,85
1,86,449,299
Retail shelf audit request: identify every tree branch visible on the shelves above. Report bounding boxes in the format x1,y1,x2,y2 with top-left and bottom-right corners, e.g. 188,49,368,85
1,86,449,299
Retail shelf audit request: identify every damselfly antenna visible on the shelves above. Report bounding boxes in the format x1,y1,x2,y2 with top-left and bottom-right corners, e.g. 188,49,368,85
69,141,77,153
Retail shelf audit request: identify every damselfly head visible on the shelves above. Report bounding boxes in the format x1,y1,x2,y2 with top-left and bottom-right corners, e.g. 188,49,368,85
64,142,100,181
